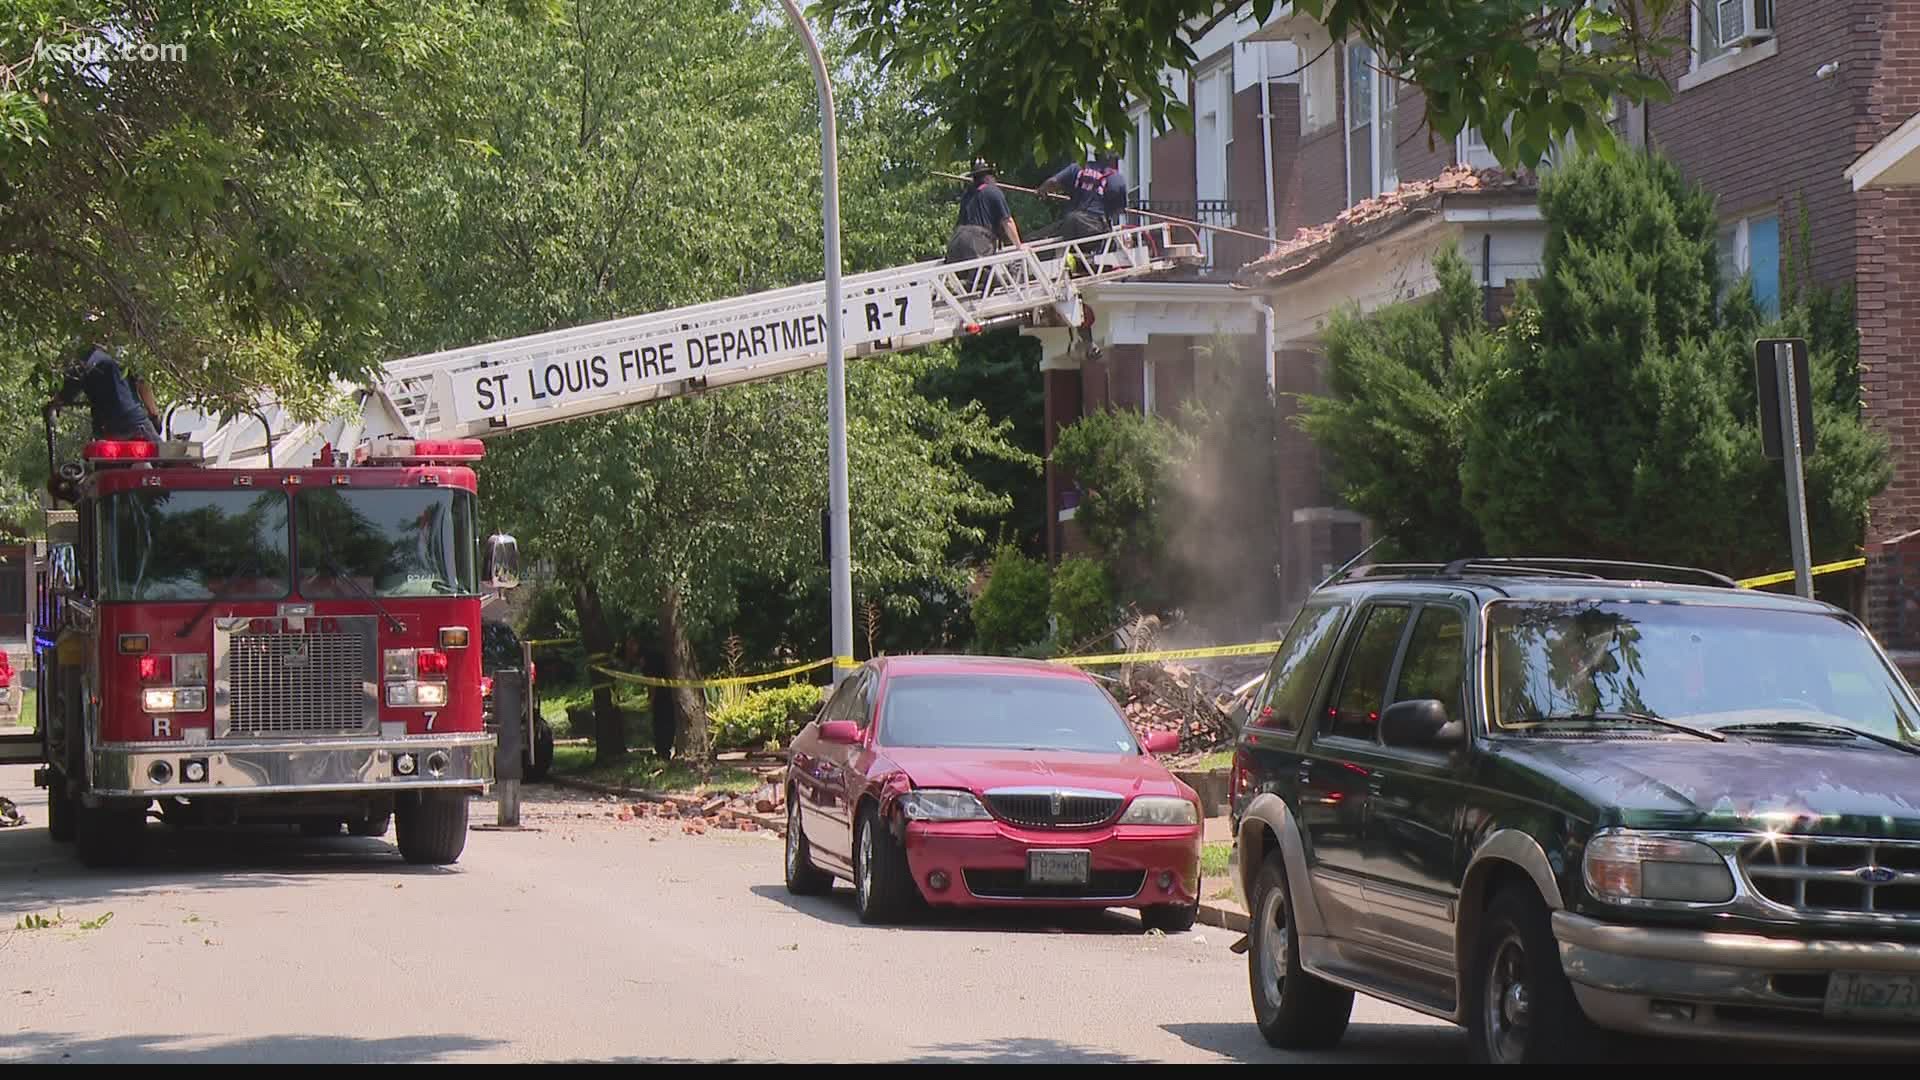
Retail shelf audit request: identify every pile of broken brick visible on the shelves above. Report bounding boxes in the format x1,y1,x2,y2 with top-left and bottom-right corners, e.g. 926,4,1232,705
611,781,789,837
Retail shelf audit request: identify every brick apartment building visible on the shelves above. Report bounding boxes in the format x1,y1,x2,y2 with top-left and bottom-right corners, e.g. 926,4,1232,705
1034,1,1920,641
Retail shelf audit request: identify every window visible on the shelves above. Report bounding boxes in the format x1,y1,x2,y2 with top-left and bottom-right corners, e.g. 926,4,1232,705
1345,43,1397,204
99,490,291,602
1195,61,1232,203
879,675,1139,753
1299,32,1338,133
1458,126,1500,172
1251,602,1348,732
1391,606,1468,719
823,670,872,729
1718,212,1781,316
1320,604,1411,742
1122,105,1151,202
296,488,478,598
1697,0,1775,67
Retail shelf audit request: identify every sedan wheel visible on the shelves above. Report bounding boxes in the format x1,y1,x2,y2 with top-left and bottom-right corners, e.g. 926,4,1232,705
853,805,915,924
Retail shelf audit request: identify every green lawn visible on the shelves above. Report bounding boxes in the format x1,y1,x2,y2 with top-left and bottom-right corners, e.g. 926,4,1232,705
550,744,757,795
1201,841,1232,878
7,687,32,730
1193,750,1233,771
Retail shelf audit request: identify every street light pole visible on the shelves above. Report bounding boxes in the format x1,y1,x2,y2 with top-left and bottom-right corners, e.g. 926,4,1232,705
778,0,854,684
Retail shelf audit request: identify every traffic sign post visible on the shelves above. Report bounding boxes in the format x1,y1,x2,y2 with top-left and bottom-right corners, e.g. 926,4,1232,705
1754,338,1815,598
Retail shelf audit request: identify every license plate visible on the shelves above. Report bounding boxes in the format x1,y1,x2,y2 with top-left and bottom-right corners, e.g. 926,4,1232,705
1026,849,1091,886
1824,972,1920,1021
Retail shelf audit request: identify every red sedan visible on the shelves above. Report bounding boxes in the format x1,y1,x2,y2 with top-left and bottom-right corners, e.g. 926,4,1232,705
783,655,1203,931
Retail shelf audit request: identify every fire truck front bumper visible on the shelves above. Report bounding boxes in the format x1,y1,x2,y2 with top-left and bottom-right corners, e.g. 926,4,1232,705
91,733,494,798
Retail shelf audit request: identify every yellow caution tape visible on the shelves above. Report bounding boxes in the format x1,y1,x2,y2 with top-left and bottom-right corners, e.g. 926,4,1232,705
833,655,860,669
1052,641,1284,667
524,636,578,647
592,657,832,690
1736,557,1866,589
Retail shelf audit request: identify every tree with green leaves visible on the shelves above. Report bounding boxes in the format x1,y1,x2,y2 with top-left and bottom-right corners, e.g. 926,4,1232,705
1298,149,1889,582
0,1,509,409
814,0,1678,169
348,0,1029,762
1051,408,1188,610
1296,249,1491,561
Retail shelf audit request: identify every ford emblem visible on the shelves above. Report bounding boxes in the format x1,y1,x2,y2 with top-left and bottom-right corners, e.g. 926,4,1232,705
1859,866,1898,885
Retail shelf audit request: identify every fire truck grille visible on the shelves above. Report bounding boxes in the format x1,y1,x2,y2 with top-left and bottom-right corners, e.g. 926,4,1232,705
225,631,374,736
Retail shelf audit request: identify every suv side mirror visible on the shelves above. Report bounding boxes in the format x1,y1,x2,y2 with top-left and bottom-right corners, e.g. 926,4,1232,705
1380,699,1465,749
484,533,521,590
47,543,76,595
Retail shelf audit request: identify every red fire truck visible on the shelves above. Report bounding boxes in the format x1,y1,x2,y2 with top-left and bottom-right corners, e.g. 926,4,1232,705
26,426,518,868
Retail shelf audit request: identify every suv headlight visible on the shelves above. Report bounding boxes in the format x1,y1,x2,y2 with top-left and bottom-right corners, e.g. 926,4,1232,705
1584,831,1735,904
1120,796,1199,826
900,789,993,821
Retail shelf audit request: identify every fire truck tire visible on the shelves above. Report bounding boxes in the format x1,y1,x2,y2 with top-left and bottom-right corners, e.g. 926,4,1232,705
397,792,468,864
75,802,146,868
47,773,75,843
349,812,392,838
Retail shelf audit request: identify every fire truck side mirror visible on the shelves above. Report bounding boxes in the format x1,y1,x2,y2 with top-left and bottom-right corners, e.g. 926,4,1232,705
485,534,521,590
47,543,76,595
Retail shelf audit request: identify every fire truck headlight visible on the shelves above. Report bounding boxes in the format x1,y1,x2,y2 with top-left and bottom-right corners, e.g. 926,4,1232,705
175,654,209,687
384,649,416,679
387,682,413,707
143,688,177,711
174,687,207,712
414,682,448,707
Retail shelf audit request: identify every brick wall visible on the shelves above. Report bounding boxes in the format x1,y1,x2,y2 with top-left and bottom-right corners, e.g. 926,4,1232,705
1646,2,1862,287
1860,0,1920,550
1394,85,1454,185
1276,47,1351,237
1230,83,1272,232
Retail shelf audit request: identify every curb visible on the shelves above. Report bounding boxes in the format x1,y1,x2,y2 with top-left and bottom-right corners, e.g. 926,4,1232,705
547,774,787,835
1197,900,1248,933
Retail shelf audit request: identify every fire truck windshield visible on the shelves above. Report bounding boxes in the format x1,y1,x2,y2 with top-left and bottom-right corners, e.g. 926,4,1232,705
294,488,478,598
100,490,292,602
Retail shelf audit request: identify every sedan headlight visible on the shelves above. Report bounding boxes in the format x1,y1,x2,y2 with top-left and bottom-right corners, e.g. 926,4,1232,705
900,789,993,821
1120,796,1199,826
1584,831,1735,904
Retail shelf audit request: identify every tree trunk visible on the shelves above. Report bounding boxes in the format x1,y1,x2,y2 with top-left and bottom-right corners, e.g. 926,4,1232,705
574,576,625,766
661,583,709,761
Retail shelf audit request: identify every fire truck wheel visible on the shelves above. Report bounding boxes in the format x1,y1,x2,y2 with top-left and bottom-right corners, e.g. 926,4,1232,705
75,802,146,868
396,792,469,864
47,773,75,843
349,812,392,838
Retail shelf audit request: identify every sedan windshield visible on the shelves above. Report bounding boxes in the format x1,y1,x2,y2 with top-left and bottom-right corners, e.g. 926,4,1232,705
880,675,1141,754
1489,600,1920,744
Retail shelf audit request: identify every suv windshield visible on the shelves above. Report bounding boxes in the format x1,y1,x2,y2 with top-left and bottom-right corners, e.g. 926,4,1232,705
296,488,478,598
99,490,290,601
1489,600,1920,743
881,675,1141,753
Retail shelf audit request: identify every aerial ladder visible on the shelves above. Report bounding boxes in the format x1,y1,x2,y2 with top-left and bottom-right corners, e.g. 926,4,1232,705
175,223,1204,463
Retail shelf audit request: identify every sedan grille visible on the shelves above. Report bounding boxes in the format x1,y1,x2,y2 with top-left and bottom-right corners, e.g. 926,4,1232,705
1741,837,1920,918
982,790,1124,829
963,869,1145,900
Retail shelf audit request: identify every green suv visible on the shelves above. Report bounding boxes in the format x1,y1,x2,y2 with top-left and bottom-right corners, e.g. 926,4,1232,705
1228,559,1920,1062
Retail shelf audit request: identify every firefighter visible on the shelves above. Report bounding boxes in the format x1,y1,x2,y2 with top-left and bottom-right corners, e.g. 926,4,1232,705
45,343,161,443
944,158,1024,264
1030,145,1131,243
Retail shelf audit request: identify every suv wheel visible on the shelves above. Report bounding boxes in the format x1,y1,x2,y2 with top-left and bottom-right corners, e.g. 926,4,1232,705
1466,886,1600,1063
1249,848,1352,1048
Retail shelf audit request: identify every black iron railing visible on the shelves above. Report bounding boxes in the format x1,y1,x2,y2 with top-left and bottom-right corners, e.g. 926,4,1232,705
1129,199,1267,276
